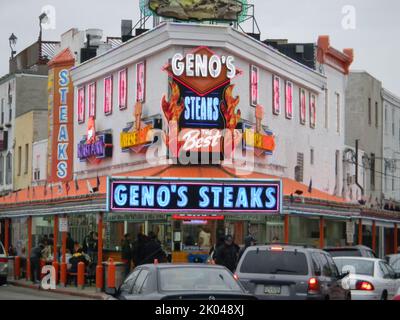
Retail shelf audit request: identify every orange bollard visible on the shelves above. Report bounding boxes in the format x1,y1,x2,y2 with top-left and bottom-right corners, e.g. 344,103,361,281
60,262,67,287
96,265,104,292
107,258,116,289
52,261,59,284
14,256,21,280
26,259,31,281
77,262,85,289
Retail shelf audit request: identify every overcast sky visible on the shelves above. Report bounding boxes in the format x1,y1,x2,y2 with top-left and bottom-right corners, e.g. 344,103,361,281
0,0,399,95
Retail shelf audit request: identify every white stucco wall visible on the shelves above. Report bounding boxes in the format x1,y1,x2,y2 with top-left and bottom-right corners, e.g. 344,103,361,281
70,22,349,196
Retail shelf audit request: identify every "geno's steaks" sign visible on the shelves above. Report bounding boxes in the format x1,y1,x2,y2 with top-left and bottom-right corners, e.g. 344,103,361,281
108,178,282,214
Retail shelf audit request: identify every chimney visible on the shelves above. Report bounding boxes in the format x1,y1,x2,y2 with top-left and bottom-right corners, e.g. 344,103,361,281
121,20,133,43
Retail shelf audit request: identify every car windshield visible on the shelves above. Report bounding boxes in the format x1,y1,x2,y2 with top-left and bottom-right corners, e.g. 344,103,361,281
159,268,243,292
389,257,400,272
333,258,375,276
325,249,362,257
239,250,308,275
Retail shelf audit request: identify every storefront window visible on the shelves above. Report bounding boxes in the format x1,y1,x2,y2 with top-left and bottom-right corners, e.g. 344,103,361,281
265,216,284,244
324,219,346,247
289,216,320,247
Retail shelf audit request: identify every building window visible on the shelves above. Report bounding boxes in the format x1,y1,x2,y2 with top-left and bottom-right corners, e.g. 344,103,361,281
0,154,4,185
310,93,316,129
392,108,395,136
324,88,329,129
384,166,388,192
1,99,4,125
34,169,40,181
285,81,293,119
370,153,375,191
6,152,11,185
393,177,395,191
310,148,314,165
24,143,29,174
295,153,304,182
136,61,146,103
299,89,306,125
8,105,12,123
104,76,113,116
368,98,372,126
385,107,388,135
375,102,379,128
88,82,96,118
17,146,21,176
250,65,259,107
336,93,340,133
118,69,128,110
77,87,85,123
272,75,281,115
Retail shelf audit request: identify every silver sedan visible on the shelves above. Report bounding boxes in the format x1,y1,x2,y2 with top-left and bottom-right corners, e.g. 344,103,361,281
333,257,400,300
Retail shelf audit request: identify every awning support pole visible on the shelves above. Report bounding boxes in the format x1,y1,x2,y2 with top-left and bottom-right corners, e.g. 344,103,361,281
96,212,104,292
372,221,376,252
27,216,32,281
394,223,398,254
4,219,9,255
284,214,289,244
319,217,325,249
358,218,363,245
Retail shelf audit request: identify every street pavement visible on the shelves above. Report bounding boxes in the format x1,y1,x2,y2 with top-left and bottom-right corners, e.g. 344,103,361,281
0,284,94,300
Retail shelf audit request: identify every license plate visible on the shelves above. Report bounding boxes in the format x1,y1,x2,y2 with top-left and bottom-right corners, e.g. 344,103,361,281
264,285,281,295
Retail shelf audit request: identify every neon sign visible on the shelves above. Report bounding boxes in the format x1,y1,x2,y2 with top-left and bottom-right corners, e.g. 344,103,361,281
300,88,306,125
285,81,293,119
310,93,316,128
250,65,259,107
120,102,162,153
273,75,281,115
77,117,112,163
108,178,282,214
77,87,85,123
136,61,146,102
162,46,242,160
88,82,96,118
118,69,127,110
104,75,113,115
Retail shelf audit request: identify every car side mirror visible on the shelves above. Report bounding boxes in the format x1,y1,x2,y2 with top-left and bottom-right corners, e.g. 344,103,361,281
338,271,350,280
105,287,117,297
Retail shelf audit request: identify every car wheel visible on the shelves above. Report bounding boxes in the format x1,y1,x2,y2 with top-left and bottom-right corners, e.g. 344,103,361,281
381,291,388,301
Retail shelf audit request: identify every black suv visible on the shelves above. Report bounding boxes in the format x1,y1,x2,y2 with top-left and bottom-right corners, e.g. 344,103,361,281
235,244,350,300
323,245,376,258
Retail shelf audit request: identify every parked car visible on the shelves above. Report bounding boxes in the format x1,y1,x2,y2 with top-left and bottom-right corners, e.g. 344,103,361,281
106,264,257,300
235,245,350,300
324,245,376,258
0,241,7,285
385,254,400,273
333,257,400,300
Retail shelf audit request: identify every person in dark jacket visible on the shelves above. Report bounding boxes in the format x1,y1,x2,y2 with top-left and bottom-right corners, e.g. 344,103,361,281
121,234,132,276
141,232,167,265
132,233,148,267
69,248,90,273
66,233,75,254
238,235,257,261
30,243,45,283
215,235,240,272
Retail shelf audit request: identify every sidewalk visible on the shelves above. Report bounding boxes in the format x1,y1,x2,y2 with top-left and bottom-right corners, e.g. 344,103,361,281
7,279,109,300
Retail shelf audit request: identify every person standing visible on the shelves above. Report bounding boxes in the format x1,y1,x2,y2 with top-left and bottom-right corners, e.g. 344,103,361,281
238,235,257,261
121,234,132,277
141,232,167,265
214,235,240,273
30,243,45,284
66,233,75,254
132,233,148,267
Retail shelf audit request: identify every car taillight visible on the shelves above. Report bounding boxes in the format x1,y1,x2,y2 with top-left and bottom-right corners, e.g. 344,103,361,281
0,257,8,263
355,281,374,291
233,273,239,281
270,246,284,252
308,277,320,293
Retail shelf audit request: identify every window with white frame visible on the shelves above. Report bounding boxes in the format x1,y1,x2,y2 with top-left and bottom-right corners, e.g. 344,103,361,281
136,61,146,103
77,87,85,123
299,88,306,125
285,81,293,119
118,69,128,110
336,93,340,133
250,65,259,107
88,82,96,118
272,75,281,115
104,76,113,116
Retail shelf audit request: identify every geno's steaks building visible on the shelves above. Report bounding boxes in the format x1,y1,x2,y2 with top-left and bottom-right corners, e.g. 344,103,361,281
1,21,399,265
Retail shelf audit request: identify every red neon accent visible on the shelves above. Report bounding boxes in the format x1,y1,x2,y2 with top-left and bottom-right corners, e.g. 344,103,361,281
308,277,320,293
172,214,225,221
355,281,374,291
0,257,8,263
